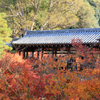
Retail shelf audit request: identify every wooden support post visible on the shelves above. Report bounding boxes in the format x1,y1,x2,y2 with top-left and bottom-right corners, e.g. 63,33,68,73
26,52,28,59
19,51,21,55
31,51,34,58
41,48,43,60
55,47,57,57
52,47,54,57
68,46,70,54
37,51,39,59
23,51,25,59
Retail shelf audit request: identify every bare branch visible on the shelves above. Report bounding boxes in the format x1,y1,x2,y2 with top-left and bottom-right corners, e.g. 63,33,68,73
40,19,49,30
31,0,41,30
6,14,19,17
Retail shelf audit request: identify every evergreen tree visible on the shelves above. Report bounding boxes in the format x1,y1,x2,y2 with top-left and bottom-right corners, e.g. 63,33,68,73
0,13,12,58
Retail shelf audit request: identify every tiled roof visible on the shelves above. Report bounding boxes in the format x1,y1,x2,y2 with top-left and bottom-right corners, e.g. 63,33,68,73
6,38,20,47
12,28,100,45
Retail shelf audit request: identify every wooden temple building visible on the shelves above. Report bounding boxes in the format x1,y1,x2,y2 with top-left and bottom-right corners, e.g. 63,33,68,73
12,28,100,59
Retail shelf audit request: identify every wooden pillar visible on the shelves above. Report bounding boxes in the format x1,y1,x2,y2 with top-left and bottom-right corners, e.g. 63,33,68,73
41,48,43,60
52,46,54,57
55,47,57,57
19,51,21,55
23,51,25,59
37,51,39,59
68,46,70,54
31,51,34,58
26,52,28,59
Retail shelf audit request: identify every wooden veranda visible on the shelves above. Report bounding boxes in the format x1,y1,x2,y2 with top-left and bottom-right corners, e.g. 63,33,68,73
12,28,100,59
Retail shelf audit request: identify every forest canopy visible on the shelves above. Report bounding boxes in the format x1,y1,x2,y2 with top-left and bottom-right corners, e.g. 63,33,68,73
0,0,100,37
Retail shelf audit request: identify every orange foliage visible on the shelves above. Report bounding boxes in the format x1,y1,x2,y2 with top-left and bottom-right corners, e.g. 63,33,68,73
0,52,54,100
0,39,100,100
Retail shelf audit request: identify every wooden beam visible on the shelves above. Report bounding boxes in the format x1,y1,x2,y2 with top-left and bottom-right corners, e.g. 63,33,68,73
44,53,69,54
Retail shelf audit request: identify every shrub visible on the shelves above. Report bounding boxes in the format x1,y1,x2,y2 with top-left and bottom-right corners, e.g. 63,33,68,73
0,39,100,100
